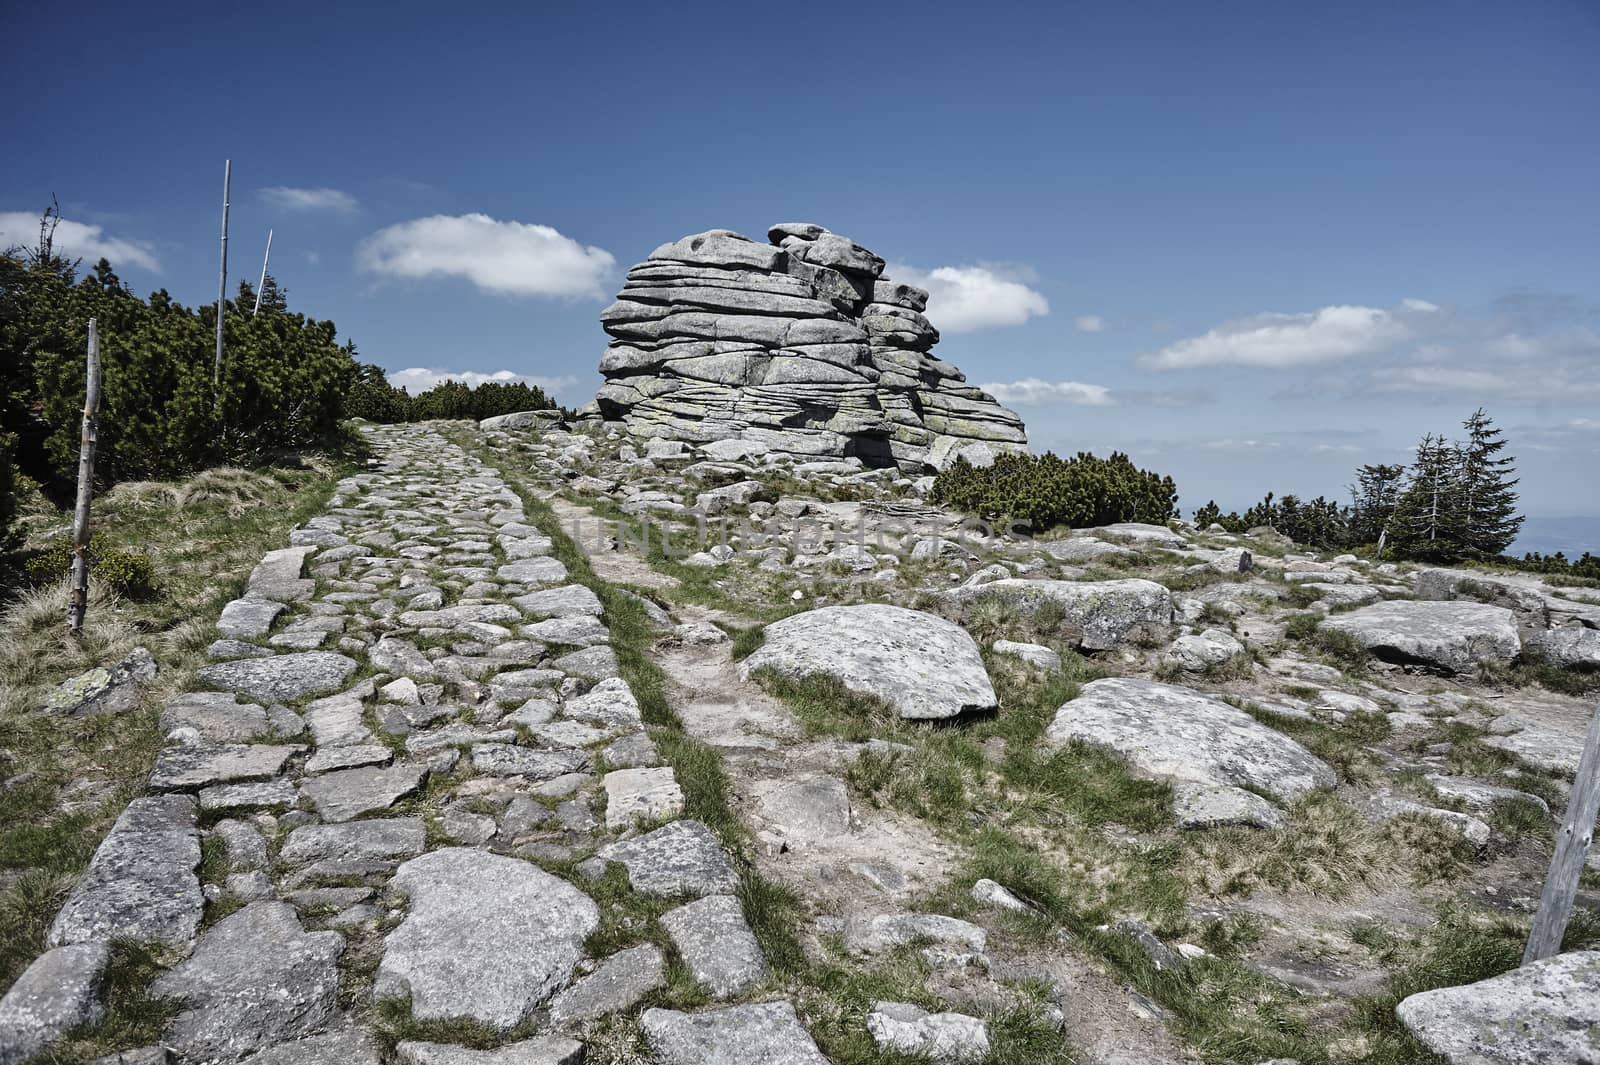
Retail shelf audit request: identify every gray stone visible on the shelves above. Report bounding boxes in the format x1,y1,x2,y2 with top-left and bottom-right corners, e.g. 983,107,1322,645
521,615,610,647
597,819,738,896
991,639,1061,671
199,779,298,812
300,762,429,822
395,1040,583,1065
603,730,659,768
0,942,109,1065
661,894,769,999
754,775,851,846
497,557,568,584
562,677,642,728
242,1029,382,1065
196,651,358,702
1165,628,1247,672
158,691,276,742
1527,619,1600,670
1318,601,1521,674
213,819,268,870
603,767,685,828
942,579,1174,650
370,637,437,679
1047,678,1335,800
513,584,604,618
376,848,599,1030
971,879,1031,913
217,597,286,639
470,743,589,780
641,1001,830,1065
280,818,427,864
1172,782,1286,830
479,409,567,432
1425,774,1550,817
152,901,343,1062
48,794,202,949
867,1001,990,1064
1359,790,1491,849
740,604,996,719
41,647,157,717
551,645,620,680
88,1049,170,1065
305,743,393,774
1395,950,1600,1064
149,743,301,791
845,913,986,955
546,943,666,1027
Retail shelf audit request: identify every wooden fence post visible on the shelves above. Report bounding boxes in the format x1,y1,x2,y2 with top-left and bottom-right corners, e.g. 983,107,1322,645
67,318,102,635
1523,700,1600,963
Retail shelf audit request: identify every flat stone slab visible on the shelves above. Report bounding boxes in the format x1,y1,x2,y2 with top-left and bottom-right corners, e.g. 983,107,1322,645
0,942,109,1065
1046,678,1336,801
159,692,276,742
471,744,589,780
196,651,358,703
244,1028,383,1065
661,894,768,998
48,794,202,949
942,578,1175,650
753,775,851,846
547,943,666,1027
306,743,393,774
513,584,604,618
300,763,429,822
150,743,302,791
1318,600,1521,674
551,645,621,680
740,604,996,720
867,1001,991,1064
217,597,286,639
370,637,437,680
152,901,343,1062
497,557,568,585
1172,782,1285,831
1395,950,1600,1064
641,1001,830,1065
280,818,428,864
845,913,987,955
597,819,738,897
562,678,641,728
603,767,685,828
199,779,298,813
304,690,374,746
377,848,599,1030
395,1039,583,1065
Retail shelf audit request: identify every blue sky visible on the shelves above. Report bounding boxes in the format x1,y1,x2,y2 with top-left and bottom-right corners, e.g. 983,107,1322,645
3,0,1596,538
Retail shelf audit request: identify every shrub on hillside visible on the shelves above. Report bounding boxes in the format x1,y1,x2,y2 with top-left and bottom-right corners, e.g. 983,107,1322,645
24,538,155,597
344,364,557,424
0,432,18,551
931,450,1178,532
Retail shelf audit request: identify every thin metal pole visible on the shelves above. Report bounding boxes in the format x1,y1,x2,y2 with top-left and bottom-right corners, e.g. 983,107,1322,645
1523,700,1600,963
253,228,273,316
214,159,231,396
67,319,102,634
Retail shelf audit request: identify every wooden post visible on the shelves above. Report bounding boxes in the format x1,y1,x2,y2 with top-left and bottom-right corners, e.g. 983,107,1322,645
252,228,273,316
214,159,231,396
67,319,102,635
1523,700,1600,963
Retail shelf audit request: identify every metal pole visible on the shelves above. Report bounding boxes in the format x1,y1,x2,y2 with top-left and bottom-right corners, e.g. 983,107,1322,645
1523,700,1600,963
67,319,102,635
214,159,230,395
253,228,273,316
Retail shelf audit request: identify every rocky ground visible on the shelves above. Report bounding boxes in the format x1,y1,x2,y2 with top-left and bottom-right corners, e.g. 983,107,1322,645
1,419,1596,1065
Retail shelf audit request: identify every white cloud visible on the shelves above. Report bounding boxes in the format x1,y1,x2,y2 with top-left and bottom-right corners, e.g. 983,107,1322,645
1073,315,1105,332
887,261,1049,334
979,378,1114,406
359,214,615,299
387,367,578,397
1572,418,1600,431
0,211,160,272
1140,299,1438,370
259,186,359,213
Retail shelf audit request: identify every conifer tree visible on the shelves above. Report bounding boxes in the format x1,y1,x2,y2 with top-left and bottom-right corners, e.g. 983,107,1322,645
1349,462,1406,547
1392,433,1463,560
1455,407,1523,557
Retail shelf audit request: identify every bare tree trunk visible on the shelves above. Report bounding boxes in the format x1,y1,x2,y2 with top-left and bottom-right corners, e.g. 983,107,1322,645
214,159,231,402
67,319,102,635
1524,701,1600,963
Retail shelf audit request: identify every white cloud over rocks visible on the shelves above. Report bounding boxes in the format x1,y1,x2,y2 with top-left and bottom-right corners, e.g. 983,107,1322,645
1140,299,1439,370
0,212,161,272
979,378,1114,406
358,214,615,299
387,367,578,396
259,186,359,212
888,261,1049,334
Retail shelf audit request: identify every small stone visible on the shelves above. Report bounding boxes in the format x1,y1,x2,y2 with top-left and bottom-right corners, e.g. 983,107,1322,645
603,767,685,828
395,1040,583,1065
1395,950,1600,1064
991,639,1061,672
300,763,429,822
279,818,428,864
971,878,1030,912
602,731,659,768
41,647,157,717
660,894,769,998
0,942,109,1065
845,913,986,955
470,744,589,780
641,1001,829,1065
49,795,202,949
196,651,359,703
596,819,738,897
149,743,301,792
547,943,666,1027
1172,782,1286,831
867,1001,991,1064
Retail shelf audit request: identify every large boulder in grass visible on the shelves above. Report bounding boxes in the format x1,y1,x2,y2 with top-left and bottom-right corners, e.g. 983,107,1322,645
1317,600,1520,674
1046,678,1335,801
739,604,996,720
1395,950,1600,1065
941,579,1174,650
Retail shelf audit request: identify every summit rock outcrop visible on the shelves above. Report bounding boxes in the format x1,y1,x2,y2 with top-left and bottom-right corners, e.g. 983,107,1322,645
589,223,1028,471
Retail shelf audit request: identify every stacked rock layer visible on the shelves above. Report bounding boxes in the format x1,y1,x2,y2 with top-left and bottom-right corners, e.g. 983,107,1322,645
591,223,1028,471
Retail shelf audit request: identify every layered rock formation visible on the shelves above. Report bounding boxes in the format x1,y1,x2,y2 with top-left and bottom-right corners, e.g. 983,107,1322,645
589,223,1027,471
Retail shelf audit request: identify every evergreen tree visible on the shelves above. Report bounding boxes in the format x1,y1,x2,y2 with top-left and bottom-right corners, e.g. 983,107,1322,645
1349,462,1406,546
1392,433,1464,561
1456,407,1523,557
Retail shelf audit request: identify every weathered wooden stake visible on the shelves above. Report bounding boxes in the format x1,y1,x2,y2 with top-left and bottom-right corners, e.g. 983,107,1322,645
67,319,102,635
214,159,231,397
1523,700,1600,963
253,228,273,316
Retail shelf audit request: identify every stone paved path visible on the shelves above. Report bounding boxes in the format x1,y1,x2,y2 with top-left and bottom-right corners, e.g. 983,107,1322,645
0,423,825,1064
